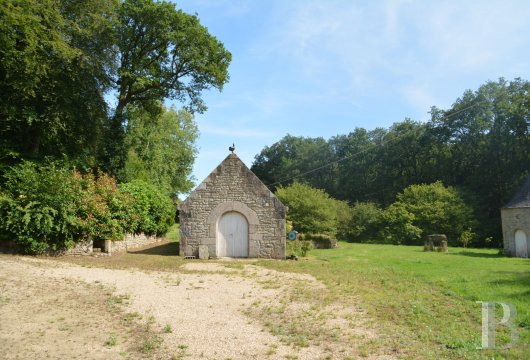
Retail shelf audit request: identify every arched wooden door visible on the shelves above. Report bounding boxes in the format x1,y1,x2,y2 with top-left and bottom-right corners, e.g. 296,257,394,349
217,212,249,257
515,230,528,258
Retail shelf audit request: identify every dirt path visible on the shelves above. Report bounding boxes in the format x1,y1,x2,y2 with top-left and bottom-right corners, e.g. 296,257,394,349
0,256,388,360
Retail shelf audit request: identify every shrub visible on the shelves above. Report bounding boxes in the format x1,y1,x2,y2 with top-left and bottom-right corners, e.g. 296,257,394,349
1,163,176,254
0,162,83,253
77,172,136,242
381,182,476,245
287,239,312,257
119,180,175,236
342,201,384,242
275,182,339,236
459,229,475,248
380,202,422,245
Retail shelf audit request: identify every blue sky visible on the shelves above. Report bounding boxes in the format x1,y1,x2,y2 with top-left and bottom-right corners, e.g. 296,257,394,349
173,0,530,188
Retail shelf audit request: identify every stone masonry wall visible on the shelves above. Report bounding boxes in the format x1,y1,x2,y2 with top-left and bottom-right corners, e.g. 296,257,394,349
63,233,164,256
501,207,530,256
111,233,165,253
178,153,286,259
63,238,94,255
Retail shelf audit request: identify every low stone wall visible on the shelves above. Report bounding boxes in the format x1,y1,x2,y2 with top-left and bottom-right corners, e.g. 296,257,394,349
64,238,94,256
111,233,165,253
62,233,165,256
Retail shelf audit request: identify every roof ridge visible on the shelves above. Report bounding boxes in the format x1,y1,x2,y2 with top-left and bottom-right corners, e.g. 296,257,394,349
504,175,530,208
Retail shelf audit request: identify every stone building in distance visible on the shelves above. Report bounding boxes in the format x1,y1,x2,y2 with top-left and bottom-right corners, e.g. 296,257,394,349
178,152,286,259
501,176,530,258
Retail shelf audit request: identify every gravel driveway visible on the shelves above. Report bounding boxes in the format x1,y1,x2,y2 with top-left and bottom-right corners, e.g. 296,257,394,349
0,256,386,360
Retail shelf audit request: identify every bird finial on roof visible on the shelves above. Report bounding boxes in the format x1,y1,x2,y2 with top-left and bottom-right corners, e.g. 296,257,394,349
229,143,235,153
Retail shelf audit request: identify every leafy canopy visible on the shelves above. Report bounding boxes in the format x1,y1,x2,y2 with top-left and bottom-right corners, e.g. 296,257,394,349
381,182,475,245
122,106,198,196
275,182,341,236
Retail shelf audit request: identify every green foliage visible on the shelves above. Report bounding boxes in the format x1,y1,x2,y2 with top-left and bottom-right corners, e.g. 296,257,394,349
114,0,231,116
0,161,174,253
381,182,475,245
252,135,336,194
380,202,422,245
104,0,232,174
0,0,229,193
119,180,175,236
341,202,384,242
0,162,83,253
122,106,198,196
275,182,338,236
76,172,136,242
286,239,312,257
0,0,115,167
459,229,475,248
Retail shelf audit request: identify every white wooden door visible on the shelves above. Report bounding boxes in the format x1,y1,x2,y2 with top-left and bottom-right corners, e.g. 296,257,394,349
514,230,528,258
217,212,249,257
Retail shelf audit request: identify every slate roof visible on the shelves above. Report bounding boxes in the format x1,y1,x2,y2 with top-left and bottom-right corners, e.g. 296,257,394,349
504,176,530,208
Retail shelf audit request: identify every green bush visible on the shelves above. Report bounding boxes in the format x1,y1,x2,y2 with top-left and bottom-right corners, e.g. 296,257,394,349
76,172,136,242
119,180,175,236
275,182,339,236
0,163,179,254
287,239,312,257
0,162,83,253
342,201,384,242
381,182,476,245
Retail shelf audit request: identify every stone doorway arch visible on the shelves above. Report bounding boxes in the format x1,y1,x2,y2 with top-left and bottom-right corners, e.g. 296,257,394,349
206,201,260,258
217,211,248,257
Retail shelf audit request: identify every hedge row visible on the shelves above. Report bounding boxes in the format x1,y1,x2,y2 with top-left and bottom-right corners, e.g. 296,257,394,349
0,162,175,254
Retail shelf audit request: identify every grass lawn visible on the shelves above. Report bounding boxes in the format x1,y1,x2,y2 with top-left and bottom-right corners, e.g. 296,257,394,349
257,243,529,359
58,235,528,359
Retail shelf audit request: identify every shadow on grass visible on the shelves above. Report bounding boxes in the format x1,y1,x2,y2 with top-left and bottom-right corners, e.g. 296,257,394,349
446,250,504,258
487,271,530,304
128,241,180,256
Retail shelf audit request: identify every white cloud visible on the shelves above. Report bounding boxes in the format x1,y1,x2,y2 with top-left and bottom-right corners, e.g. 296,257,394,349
252,0,530,114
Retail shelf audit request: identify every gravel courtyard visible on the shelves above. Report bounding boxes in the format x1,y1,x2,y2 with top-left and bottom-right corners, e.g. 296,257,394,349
0,255,387,360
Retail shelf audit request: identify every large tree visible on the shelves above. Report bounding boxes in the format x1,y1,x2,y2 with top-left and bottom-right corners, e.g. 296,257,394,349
381,182,475,246
0,0,231,187
429,78,530,240
251,134,336,194
121,105,198,197
0,0,117,168
103,0,231,174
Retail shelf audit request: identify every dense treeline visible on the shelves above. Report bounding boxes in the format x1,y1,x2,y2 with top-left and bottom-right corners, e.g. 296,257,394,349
253,78,530,247
0,0,231,252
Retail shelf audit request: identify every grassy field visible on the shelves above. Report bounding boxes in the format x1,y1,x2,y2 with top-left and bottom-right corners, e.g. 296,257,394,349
59,233,529,359
258,243,529,359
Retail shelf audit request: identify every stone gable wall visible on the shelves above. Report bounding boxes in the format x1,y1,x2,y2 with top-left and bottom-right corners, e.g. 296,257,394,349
501,207,530,256
178,154,286,259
